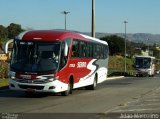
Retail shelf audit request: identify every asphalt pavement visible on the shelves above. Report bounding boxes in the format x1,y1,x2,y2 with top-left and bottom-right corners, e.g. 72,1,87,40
0,74,160,119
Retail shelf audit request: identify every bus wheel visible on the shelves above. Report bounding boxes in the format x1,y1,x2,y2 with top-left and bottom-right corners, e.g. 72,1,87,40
61,82,71,96
86,75,97,90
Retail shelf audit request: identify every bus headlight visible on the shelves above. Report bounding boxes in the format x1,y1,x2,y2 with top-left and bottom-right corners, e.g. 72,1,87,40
9,71,16,80
11,76,16,80
38,75,59,82
47,76,59,82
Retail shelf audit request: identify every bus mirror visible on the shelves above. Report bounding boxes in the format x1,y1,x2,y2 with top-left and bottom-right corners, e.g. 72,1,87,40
64,42,68,56
3,39,13,54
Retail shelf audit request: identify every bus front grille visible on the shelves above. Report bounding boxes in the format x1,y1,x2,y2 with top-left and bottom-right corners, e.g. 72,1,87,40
18,85,44,90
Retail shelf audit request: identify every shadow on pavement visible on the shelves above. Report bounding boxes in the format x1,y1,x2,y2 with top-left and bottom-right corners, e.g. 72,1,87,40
0,87,62,98
0,86,9,90
108,72,134,77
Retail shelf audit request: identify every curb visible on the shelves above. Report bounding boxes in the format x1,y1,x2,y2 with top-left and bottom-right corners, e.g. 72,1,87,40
107,76,124,80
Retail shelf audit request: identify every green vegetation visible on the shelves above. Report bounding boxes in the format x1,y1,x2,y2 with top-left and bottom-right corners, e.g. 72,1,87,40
108,55,160,77
0,23,23,88
0,61,9,78
0,78,9,87
0,23,24,50
0,61,9,87
100,35,160,76
108,56,135,77
100,35,143,57
156,59,160,70
100,35,160,59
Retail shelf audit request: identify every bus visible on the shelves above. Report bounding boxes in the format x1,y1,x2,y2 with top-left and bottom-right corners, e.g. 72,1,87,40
5,30,109,96
134,56,155,77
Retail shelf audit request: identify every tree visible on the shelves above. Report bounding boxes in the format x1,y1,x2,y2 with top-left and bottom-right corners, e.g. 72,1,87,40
7,23,24,39
101,35,125,55
0,25,8,51
0,25,8,39
150,44,160,59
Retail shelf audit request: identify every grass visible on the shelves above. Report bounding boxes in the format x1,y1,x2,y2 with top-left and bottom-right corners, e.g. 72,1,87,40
0,78,9,88
108,55,160,77
108,55,135,77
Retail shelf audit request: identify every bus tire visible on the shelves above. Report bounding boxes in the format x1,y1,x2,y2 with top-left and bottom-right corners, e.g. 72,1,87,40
86,75,97,90
61,82,72,96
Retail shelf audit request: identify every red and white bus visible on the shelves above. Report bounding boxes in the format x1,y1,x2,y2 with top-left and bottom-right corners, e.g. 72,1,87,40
5,30,109,96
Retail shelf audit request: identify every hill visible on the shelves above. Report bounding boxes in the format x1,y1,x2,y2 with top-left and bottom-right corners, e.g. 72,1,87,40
81,32,160,45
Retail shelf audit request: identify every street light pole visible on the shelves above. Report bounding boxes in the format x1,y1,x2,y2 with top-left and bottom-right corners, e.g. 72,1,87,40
147,38,150,56
124,21,128,73
91,0,95,37
61,11,70,30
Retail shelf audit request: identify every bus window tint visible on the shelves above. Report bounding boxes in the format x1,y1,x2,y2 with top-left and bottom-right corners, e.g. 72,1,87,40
80,41,87,58
71,39,108,59
93,44,97,58
60,42,67,69
87,43,93,58
72,40,79,58
104,46,109,58
97,45,101,58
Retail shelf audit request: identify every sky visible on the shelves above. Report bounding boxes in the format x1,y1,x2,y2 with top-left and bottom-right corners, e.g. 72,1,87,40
0,0,160,34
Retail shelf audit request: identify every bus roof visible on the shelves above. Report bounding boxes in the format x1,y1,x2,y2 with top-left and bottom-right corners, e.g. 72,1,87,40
80,34,108,45
16,30,108,45
135,55,155,59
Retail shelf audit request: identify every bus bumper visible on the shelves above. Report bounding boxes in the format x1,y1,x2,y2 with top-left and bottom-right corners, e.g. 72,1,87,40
9,79,68,93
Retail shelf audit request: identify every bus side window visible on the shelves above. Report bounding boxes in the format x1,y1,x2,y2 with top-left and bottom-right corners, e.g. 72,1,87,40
60,42,67,69
72,40,79,58
80,41,86,58
104,46,109,58
93,44,97,58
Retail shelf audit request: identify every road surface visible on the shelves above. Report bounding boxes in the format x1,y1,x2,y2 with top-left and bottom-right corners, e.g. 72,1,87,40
0,75,160,119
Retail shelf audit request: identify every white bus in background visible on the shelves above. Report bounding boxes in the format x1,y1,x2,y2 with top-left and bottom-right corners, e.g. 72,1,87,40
134,56,155,77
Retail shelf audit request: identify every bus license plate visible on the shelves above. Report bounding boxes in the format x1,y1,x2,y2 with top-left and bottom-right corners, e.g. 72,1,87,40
27,88,36,92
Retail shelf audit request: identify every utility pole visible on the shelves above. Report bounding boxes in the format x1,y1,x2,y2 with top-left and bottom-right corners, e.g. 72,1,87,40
147,38,150,56
91,0,95,37
124,21,128,73
61,11,70,30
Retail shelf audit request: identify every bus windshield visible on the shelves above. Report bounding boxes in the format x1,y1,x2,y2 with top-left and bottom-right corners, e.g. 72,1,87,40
11,41,60,73
135,58,151,69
